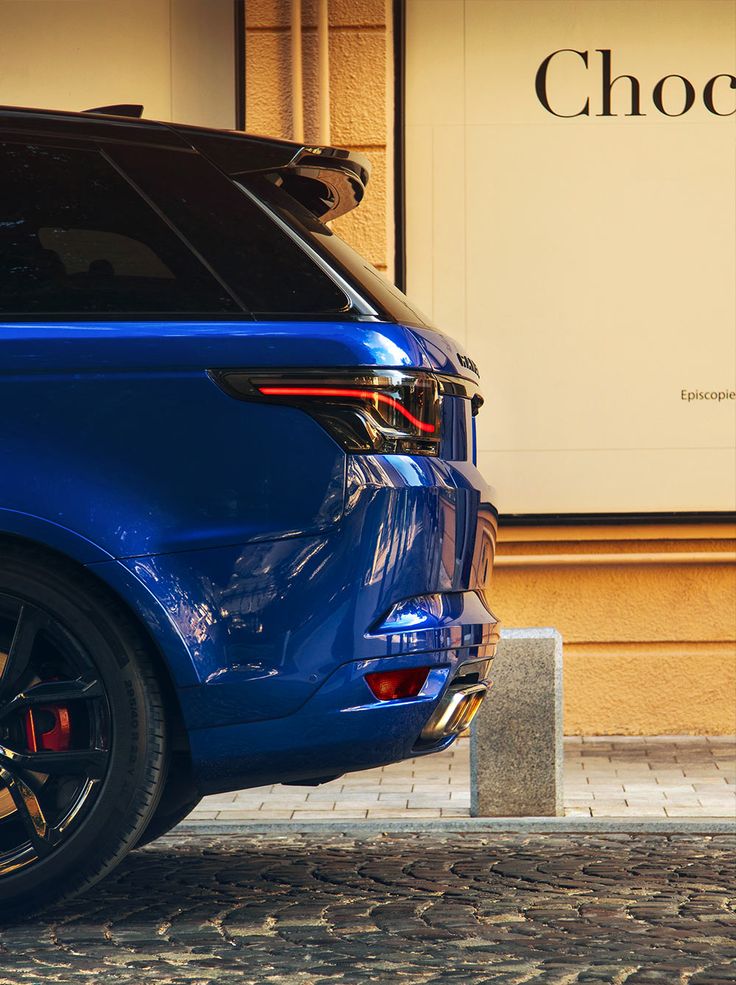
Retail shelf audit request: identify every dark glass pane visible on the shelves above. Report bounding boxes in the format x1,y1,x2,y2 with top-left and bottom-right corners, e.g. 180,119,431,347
245,176,435,330
107,144,351,317
0,141,240,314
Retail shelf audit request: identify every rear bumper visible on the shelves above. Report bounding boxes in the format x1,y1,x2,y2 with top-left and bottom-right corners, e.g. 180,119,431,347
92,453,498,789
189,646,496,794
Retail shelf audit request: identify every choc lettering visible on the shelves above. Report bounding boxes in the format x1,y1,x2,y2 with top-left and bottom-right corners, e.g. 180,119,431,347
536,49,736,117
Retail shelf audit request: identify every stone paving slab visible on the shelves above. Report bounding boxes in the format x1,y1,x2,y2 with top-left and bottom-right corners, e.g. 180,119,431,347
2,832,734,984
191,735,736,823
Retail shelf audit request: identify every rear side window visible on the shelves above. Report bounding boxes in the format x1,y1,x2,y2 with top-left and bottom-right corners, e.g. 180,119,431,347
0,141,240,315
107,144,352,317
245,176,435,330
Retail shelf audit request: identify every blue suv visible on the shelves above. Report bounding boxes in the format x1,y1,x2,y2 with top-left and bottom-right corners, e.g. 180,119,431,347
0,105,499,914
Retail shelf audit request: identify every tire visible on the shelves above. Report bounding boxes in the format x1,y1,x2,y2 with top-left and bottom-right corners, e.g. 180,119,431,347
135,794,201,847
0,544,168,918
134,761,200,847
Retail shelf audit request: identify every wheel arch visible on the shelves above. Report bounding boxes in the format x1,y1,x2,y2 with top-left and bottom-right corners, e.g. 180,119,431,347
0,529,195,763
0,508,113,565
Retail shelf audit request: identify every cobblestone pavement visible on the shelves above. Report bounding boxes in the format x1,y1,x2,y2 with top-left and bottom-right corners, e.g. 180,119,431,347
192,735,736,821
1,832,734,984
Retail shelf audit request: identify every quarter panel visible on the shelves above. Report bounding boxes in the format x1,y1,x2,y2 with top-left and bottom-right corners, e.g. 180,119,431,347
104,456,497,729
0,319,458,559
1,363,345,557
1,319,496,740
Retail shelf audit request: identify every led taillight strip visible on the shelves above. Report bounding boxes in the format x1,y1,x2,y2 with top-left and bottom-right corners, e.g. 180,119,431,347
256,386,437,433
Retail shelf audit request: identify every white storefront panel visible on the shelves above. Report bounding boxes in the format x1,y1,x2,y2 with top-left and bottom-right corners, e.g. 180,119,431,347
405,0,736,513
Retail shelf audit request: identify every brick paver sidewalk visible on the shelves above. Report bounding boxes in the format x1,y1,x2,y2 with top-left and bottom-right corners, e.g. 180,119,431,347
191,735,736,822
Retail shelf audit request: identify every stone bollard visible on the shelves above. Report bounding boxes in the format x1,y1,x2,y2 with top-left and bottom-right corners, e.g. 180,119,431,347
470,628,563,817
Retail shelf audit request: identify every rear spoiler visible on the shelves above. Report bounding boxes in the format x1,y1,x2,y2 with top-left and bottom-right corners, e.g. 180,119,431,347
173,125,370,222
84,104,144,118
80,105,369,222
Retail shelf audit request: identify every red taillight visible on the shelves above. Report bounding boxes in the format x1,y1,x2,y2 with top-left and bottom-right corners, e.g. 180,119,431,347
365,667,430,701
211,370,442,456
256,386,437,433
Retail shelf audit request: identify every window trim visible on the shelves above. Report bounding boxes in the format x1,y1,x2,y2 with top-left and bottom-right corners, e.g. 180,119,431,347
0,133,384,323
108,142,359,320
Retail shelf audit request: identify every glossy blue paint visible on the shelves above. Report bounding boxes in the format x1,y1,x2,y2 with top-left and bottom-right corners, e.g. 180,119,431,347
187,650,469,793
0,319,439,374
89,455,499,728
2,369,346,557
1,318,498,788
0,509,113,564
85,455,495,728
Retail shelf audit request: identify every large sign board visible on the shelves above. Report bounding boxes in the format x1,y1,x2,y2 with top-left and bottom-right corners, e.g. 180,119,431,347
405,0,736,514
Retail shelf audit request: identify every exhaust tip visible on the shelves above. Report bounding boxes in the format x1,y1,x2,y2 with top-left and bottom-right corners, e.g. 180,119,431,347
420,683,489,742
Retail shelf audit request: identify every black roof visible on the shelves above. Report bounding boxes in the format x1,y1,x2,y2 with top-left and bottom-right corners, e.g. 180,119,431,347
0,104,370,221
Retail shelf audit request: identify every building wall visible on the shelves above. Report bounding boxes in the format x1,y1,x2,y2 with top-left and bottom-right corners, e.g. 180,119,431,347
244,0,394,275
403,0,736,735
244,0,736,735
494,521,736,734
0,0,236,128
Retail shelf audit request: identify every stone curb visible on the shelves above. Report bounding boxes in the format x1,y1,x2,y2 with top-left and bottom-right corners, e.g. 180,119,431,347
175,816,736,836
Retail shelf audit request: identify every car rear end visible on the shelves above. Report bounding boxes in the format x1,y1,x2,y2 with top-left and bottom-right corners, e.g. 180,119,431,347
188,356,499,790
0,105,501,914
0,106,499,794
170,131,501,790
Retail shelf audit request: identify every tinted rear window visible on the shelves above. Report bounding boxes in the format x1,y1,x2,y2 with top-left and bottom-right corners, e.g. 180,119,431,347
0,141,240,315
106,144,352,318
243,176,435,330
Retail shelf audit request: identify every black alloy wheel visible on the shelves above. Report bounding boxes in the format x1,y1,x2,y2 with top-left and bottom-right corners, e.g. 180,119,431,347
0,594,111,873
0,546,168,917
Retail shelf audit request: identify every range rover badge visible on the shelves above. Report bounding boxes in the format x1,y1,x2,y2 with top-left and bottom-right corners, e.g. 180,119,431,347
457,353,480,377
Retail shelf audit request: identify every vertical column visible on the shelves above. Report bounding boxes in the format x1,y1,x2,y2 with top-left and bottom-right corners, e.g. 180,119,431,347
471,628,564,817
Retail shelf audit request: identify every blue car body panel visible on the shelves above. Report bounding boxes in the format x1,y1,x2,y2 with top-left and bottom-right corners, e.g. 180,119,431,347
0,319,478,553
1,317,498,792
0,104,500,815
89,456,496,717
187,651,465,792
0,321,497,792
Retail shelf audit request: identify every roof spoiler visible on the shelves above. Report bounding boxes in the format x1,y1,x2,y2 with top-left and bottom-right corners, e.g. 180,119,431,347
77,108,369,221
176,127,370,222
83,104,144,118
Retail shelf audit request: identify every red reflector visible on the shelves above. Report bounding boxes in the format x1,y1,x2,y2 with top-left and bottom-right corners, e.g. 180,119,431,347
256,386,437,433
365,667,430,701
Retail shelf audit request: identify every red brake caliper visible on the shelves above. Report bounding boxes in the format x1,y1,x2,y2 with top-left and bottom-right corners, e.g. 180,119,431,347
24,705,72,752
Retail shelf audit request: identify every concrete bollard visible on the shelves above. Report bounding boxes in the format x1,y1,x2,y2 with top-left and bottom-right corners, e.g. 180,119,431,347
470,628,563,817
